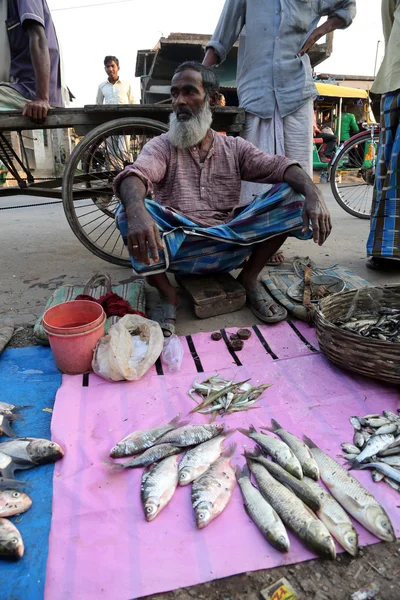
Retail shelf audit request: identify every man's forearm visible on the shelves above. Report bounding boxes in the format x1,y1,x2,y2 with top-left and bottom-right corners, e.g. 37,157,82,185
283,165,315,196
26,23,50,102
119,175,147,218
315,15,346,37
203,48,220,67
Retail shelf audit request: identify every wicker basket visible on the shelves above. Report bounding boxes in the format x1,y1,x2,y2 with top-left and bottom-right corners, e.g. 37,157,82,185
315,285,400,384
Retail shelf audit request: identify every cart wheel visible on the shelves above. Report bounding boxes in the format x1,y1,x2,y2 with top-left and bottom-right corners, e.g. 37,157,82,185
330,130,379,219
62,117,168,267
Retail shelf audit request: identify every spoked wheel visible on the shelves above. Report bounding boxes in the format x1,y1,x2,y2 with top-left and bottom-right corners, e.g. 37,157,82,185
62,117,168,266
330,130,380,219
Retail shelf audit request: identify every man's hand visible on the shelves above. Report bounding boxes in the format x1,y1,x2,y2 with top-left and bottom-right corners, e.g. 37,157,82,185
301,184,332,246
126,207,163,265
23,99,51,122
297,16,345,57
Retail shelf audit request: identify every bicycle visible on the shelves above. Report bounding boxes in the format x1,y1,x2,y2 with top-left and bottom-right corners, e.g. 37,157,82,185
329,122,380,219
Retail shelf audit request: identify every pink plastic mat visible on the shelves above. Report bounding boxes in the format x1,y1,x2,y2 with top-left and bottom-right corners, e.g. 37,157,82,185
45,322,400,600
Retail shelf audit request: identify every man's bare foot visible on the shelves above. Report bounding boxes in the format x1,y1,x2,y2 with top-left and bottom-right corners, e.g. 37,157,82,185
269,252,285,264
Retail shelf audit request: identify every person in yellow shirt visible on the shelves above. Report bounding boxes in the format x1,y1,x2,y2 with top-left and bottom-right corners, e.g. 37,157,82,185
366,0,400,271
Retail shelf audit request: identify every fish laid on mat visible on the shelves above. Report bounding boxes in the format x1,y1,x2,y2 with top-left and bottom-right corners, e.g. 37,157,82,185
0,402,30,416
236,465,290,553
0,478,31,491
304,436,395,542
191,444,236,528
108,444,182,469
0,438,64,478
0,490,32,518
351,434,394,465
110,415,187,458
247,458,336,559
239,425,303,479
157,423,224,447
262,419,319,480
0,517,24,559
244,449,321,511
0,414,24,439
353,462,400,484
303,477,359,557
141,455,179,521
178,432,234,486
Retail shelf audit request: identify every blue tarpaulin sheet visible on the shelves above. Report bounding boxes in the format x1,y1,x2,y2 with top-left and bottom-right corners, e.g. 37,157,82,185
0,347,61,599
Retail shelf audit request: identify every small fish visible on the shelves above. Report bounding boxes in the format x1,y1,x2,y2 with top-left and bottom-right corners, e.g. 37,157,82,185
0,478,31,491
0,402,30,416
0,517,24,559
303,436,395,542
107,444,182,469
0,414,23,439
375,423,398,435
178,432,234,486
247,459,336,559
354,462,400,484
191,444,236,528
365,418,391,428
372,469,385,483
244,449,321,511
384,477,400,492
238,425,303,479
378,456,400,467
236,465,290,553
110,415,187,458
383,411,400,423
342,453,360,462
353,431,365,448
303,477,359,557
379,446,400,457
341,443,360,455
352,434,394,465
141,455,179,521
0,438,64,466
350,417,361,431
157,424,224,447
0,490,32,517
263,419,319,480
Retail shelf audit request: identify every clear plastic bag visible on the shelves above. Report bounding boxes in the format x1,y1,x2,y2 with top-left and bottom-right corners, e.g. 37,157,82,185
161,334,184,373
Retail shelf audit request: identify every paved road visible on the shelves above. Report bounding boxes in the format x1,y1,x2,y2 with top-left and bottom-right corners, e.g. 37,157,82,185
1,185,398,328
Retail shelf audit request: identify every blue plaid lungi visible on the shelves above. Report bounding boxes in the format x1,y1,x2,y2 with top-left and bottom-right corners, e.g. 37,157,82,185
367,91,400,259
115,183,310,276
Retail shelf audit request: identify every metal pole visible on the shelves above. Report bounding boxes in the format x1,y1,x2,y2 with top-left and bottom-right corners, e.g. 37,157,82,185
373,40,382,78
338,97,342,144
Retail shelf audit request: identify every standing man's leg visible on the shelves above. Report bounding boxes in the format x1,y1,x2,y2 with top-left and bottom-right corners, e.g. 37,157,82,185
283,99,314,177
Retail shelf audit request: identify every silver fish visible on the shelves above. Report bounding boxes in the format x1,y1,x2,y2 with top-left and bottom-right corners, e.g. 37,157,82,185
303,477,359,557
263,419,319,480
0,438,64,465
0,517,24,559
247,459,336,559
350,417,362,431
353,434,394,464
141,455,179,521
383,411,400,423
342,453,360,462
157,423,224,447
191,444,236,528
304,436,395,542
384,477,400,492
110,415,186,458
0,402,30,416
365,418,391,428
378,456,400,467
236,465,290,553
341,443,360,455
238,425,303,479
0,414,23,439
372,469,385,483
355,462,400,484
109,444,182,469
0,490,32,518
178,432,234,485
244,449,321,511
353,431,365,449
375,423,398,435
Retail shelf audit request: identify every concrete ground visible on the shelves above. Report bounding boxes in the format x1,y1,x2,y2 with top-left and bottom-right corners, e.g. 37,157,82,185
2,183,399,328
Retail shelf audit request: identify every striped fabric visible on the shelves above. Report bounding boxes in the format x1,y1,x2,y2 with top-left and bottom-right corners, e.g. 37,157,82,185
367,91,400,259
115,183,311,276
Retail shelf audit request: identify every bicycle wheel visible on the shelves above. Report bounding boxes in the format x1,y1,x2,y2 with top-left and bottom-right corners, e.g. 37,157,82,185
330,130,379,219
62,117,168,267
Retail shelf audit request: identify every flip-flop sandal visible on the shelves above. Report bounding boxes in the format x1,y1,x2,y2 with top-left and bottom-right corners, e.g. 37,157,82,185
246,284,287,324
265,252,286,267
149,302,178,337
366,257,400,272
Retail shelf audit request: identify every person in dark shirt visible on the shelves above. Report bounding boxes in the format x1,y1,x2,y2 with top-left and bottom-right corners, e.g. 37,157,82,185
0,0,66,121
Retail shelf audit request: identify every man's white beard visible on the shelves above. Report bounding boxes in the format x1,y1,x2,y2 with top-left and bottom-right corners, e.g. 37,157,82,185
168,102,213,149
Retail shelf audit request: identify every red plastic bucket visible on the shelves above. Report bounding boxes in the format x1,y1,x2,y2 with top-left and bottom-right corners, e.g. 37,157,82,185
43,300,104,335
43,301,106,375
44,314,106,375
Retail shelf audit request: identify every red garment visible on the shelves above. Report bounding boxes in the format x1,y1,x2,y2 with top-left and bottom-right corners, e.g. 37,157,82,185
75,292,146,319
